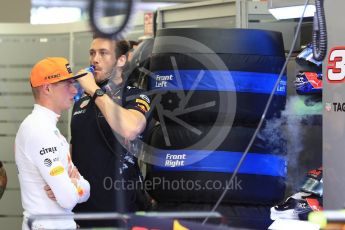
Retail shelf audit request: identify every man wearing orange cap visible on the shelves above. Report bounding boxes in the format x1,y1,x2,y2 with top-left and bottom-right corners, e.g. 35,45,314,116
15,57,90,230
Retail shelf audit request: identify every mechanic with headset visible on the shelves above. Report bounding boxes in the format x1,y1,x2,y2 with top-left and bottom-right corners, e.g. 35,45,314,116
15,57,90,230
70,36,151,227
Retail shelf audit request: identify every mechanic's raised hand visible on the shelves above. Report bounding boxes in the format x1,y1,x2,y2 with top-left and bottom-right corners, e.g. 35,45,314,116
76,66,99,96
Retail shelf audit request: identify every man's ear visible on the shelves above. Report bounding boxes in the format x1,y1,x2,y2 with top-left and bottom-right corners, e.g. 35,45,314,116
116,54,127,68
42,84,51,95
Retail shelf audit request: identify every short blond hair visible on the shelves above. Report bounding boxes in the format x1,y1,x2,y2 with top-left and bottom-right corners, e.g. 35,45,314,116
31,86,42,100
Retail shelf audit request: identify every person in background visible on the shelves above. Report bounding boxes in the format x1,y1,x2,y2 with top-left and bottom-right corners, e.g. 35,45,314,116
15,57,90,230
71,36,151,227
127,36,152,63
127,40,140,62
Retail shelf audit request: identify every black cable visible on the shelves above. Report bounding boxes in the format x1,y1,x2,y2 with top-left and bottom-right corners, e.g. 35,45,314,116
202,0,310,224
312,0,327,61
89,0,136,39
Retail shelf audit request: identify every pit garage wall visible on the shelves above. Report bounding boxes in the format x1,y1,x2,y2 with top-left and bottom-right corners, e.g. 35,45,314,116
0,0,30,23
323,0,345,209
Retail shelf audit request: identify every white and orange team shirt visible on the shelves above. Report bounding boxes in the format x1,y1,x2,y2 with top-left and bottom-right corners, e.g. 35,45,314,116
15,104,90,230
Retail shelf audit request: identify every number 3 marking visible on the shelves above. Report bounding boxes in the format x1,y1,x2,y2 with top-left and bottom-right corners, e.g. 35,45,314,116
327,46,345,82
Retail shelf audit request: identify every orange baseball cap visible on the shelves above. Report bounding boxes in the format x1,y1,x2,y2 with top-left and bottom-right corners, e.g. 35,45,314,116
30,57,87,87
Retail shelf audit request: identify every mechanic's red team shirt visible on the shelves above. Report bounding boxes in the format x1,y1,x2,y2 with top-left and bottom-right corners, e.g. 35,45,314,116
15,104,90,230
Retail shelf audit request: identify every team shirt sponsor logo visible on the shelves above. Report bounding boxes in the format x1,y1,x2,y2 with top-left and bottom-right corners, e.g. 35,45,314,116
139,94,150,104
49,166,64,176
40,146,57,155
135,99,150,112
44,158,52,167
137,104,148,113
80,99,90,109
44,73,61,80
73,99,89,116
77,185,84,197
73,109,86,116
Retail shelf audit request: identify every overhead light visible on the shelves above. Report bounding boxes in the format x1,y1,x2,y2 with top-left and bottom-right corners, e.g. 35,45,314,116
39,38,48,43
268,0,316,20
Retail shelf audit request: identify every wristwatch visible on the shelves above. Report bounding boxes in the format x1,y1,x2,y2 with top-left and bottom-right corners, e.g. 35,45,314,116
92,88,105,101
